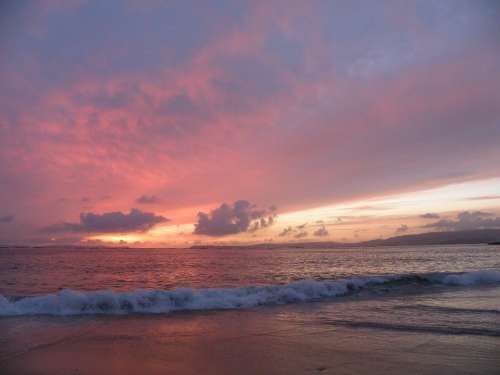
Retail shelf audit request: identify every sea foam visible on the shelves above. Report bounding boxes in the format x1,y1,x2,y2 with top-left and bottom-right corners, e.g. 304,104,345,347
0,270,499,316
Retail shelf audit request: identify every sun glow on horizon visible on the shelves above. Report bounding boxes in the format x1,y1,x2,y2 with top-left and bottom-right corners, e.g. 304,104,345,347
82,178,500,247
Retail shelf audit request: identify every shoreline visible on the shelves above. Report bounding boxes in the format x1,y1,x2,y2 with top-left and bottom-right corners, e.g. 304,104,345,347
2,286,500,375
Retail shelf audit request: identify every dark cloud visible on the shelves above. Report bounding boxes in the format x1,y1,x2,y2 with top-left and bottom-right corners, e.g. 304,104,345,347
249,215,275,232
44,208,168,233
422,211,500,231
395,224,409,234
136,195,161,204
278,223,307,238
420,213,440,219
294,231,308,239
0,215,14,223
193,200,276,236
279,226,293,237
279,222,327,238
313,226,329,237
160,94,201,117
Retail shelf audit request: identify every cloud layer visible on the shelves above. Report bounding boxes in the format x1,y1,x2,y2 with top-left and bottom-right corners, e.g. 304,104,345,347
0,1,499,244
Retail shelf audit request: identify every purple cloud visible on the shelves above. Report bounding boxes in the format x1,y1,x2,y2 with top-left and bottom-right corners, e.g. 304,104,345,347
44,208,168,233
194,200,276,236
422,211,500,231
136,195,161,204
0,215,14,223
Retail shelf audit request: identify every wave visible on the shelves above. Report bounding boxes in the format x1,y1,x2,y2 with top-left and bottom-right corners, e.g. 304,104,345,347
1,270,499,316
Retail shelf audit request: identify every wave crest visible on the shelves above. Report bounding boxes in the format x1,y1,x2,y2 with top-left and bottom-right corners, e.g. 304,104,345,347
1,270,499,316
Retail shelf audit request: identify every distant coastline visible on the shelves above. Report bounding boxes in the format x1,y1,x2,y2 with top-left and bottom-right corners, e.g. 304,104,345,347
1,229,500,250
190,229,500,250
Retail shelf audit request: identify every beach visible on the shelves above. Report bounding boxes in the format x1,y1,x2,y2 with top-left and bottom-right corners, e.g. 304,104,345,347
2,284,500,374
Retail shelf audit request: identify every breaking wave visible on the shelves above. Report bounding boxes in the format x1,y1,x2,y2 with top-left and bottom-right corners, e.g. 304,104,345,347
1,270,499,316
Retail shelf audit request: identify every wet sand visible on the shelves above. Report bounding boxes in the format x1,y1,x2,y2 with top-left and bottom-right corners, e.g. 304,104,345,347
2,292,500,375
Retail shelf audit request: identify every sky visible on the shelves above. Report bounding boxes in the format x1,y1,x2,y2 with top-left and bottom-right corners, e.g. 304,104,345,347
1,0,500,247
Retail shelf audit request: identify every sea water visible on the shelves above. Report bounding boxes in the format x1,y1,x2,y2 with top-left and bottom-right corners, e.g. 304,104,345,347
1,245,500,374
0,245,499,317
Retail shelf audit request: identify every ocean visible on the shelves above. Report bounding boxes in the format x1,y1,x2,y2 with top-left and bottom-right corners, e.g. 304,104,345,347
1,245,499,374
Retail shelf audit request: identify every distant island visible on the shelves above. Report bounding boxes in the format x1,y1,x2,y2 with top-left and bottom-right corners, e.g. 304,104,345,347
191,229,500,250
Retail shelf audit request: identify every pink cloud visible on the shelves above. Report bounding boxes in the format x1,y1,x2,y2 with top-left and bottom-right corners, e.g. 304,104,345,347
1,1,499,243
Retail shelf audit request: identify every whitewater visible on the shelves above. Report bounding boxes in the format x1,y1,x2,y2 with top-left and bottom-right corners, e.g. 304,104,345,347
1,270,499,316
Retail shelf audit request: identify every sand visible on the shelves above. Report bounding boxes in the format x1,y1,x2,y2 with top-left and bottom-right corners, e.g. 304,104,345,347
1,296,499,375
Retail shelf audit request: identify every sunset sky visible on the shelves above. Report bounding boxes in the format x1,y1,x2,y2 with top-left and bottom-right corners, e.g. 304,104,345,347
1,0,500,247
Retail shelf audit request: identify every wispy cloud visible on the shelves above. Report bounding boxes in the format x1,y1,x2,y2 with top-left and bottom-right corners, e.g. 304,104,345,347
465,195,500,201
395,224,409,234
420,213,440,219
